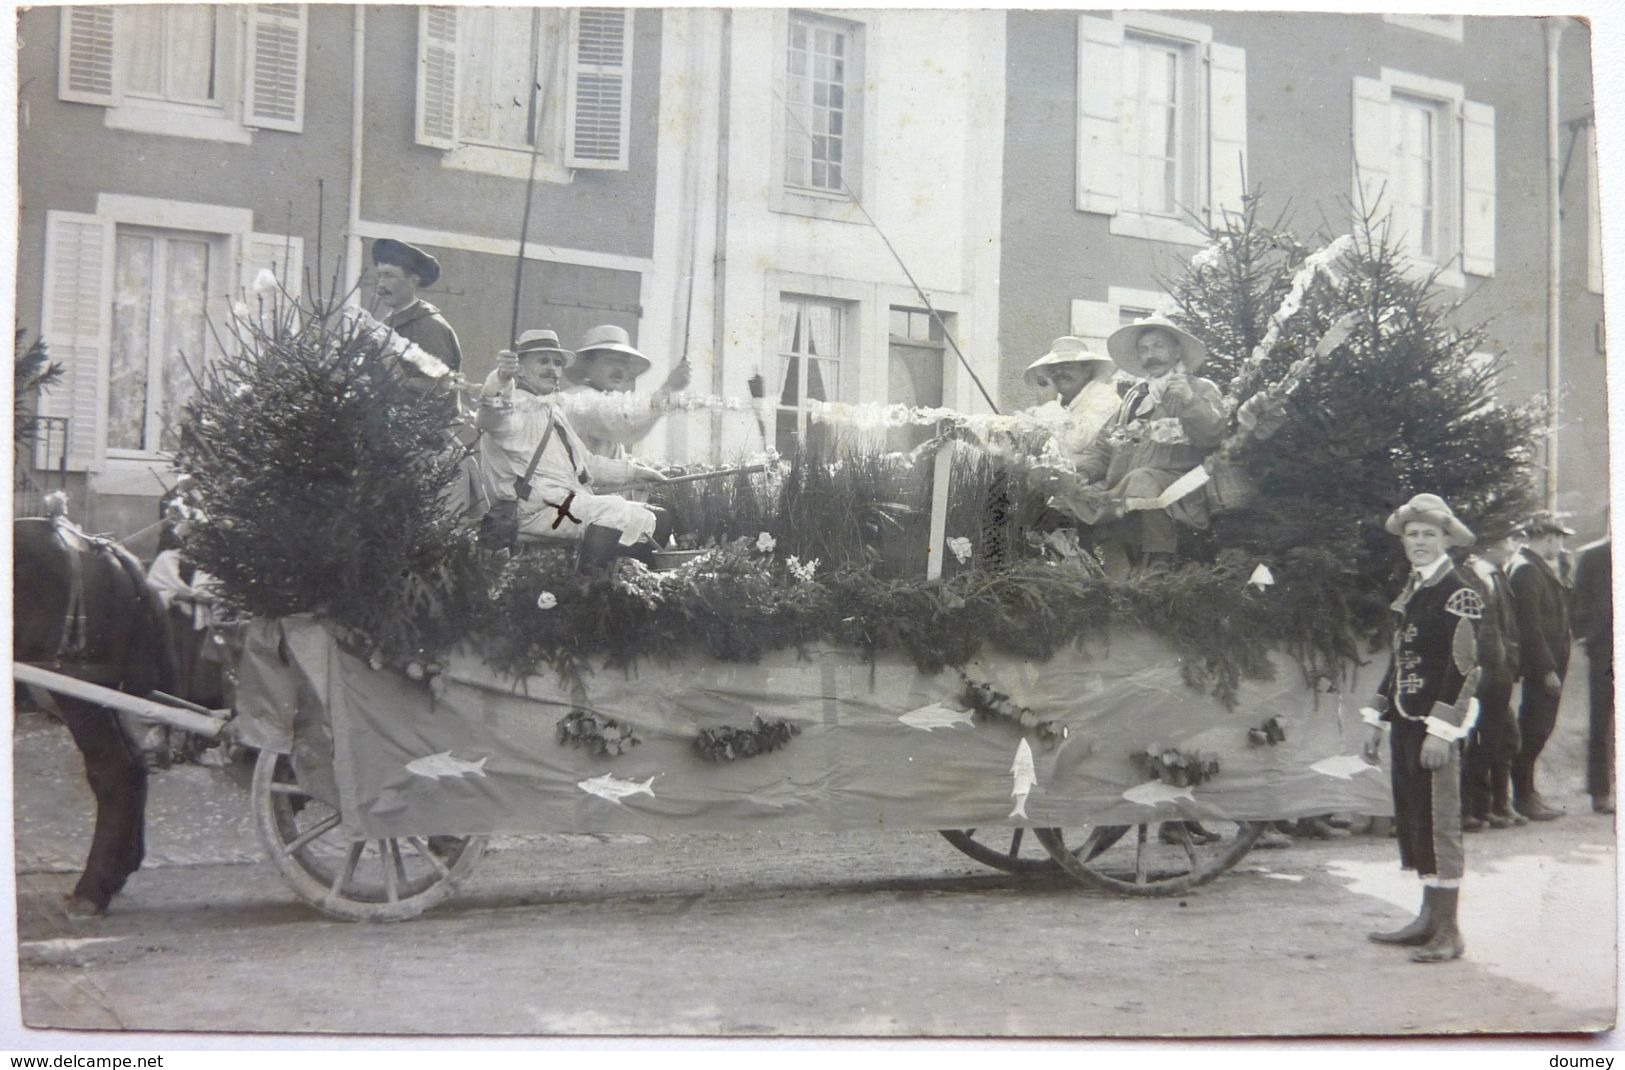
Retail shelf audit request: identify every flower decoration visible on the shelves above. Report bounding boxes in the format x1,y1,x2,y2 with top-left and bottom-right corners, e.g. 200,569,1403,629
1247,564,1275,591
756,531,777,554
536,591,558,610
786,555,820,583
252,268,280,297
947,536,973,564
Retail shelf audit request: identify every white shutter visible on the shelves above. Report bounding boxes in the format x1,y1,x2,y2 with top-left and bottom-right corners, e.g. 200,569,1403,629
39,212,113,471
1075,15,1123,216
1069,298,1118,355
416,7,459,149
1207,42,1248,224
58,6,119,107
566,8,633,170
1351,76,1393,224
1460,99,1496,277
244,4,307,132
239,232,305,301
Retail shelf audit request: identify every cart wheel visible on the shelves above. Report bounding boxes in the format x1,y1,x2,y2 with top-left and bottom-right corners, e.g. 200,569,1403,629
251,749,487,921
939,826,1127,875
1034,820,1262,897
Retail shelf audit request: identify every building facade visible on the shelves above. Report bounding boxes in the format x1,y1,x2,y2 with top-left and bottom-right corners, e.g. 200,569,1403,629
998,10,1607,537
15,8,1609,546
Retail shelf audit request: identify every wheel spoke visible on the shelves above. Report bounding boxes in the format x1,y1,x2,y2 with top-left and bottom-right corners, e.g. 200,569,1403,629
389,840,410,888
381,840,399,902
1176,824,1200,873
1134,824,1148,885
407,836,451,878
1079,826,1110,859
1008,827,1025,858
282,812,341,856
325,841,364,903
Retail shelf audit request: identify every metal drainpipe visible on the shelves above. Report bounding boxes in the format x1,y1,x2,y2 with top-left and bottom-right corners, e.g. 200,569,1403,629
1545,17,1565,512
709,10,732,462
345,7,366,301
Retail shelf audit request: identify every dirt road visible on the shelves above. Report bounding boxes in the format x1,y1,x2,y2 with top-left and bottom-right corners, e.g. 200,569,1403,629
9,704,1616,1041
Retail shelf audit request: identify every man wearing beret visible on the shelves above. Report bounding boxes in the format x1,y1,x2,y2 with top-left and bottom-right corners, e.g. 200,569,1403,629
1508,511,1576,821
1362,493,1481,963
372,238,462,380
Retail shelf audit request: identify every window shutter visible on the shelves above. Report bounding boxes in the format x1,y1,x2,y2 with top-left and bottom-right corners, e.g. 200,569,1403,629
1351,76,1392,223
1069,298,1118,355
1207,42,1248,223
244,4,307,132
58,6,119,107
416,7,459,149
1460,99,1496,277
1075,15,1123,216
566,8,633,170
239,232,306,301
39,211,113,471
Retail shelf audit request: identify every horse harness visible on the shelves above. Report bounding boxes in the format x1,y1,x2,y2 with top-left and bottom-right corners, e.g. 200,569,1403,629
38,516,134,686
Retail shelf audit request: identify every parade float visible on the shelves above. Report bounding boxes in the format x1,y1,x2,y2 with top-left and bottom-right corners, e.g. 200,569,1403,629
156,200,1542,919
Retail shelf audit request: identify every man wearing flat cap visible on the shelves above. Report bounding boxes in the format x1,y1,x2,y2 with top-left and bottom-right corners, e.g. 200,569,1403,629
559,324,691,459
1459,520,1525,831
1507,510,1575,821
476,329,669,566
1053,314,1228,571
372,238,462,378
1362,493,1481,964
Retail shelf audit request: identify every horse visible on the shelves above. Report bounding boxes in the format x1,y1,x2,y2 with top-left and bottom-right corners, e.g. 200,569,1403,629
14,515,177,916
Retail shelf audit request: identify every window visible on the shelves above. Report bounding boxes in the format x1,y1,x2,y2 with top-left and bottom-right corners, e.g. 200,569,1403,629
108,228,222,455
58,5,308,140
1076,14,1247,246
776,12,864,209
1383,14,1464,42
776,296,845,454
417,7,633,174
1390,93,1442,260
1120,35,1186,218
785,14,853,194
888,307,948,450
38,201,303,471
1352,69,1495,283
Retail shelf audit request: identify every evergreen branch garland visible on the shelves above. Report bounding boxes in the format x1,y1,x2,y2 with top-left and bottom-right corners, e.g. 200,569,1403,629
695,715,801,762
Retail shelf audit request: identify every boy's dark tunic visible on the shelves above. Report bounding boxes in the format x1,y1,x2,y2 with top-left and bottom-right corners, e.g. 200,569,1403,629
1369,562,1483,883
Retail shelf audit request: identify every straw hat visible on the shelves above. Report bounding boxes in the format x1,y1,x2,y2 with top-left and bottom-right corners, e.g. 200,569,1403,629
515,329,575,367
1023,337,1115,387
1106,314,1208,376
1385,493,1476,547
575,324,651,377
1522,510,1576,537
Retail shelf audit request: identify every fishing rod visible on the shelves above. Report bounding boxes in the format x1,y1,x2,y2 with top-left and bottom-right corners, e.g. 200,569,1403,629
773,88,1000,415
510,30,563,347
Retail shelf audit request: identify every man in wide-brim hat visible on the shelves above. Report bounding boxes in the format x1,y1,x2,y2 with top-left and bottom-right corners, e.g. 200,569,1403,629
476,328,669,563
1049,314,1227,571
1506,509,1576,822
371,237,462,375
1362,492,1482,963
1023,337,1119,464
562,324,691,459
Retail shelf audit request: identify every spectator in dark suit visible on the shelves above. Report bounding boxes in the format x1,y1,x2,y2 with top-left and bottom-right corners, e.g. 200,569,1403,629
1508,511,1574,821
1460,526,1524,830
1571,537,1614,815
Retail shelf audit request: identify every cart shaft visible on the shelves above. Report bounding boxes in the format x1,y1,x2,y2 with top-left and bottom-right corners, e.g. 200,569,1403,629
14,664,227,739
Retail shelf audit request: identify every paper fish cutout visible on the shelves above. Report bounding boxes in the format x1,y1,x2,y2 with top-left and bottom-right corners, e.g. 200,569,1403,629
578,773,659,805
1009,738,1037,818
1122,780,1196,807
1310,754,1378,780
405,751,489,780
899,704,975,732
1247,563,1275,590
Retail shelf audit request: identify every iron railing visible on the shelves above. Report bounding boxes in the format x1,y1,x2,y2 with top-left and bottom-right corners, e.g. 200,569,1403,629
13,415,69,518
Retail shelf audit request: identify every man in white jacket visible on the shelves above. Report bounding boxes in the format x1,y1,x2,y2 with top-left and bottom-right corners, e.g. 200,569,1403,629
476,330,668,560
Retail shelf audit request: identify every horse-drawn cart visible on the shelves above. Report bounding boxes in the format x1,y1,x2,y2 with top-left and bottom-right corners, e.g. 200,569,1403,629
215,613,1389,921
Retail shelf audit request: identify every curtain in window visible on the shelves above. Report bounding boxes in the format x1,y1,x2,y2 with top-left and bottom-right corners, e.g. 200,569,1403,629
167,5,217,103
110,235,155,451
459,7,565,148
121,7,165,96
159,240,210,453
